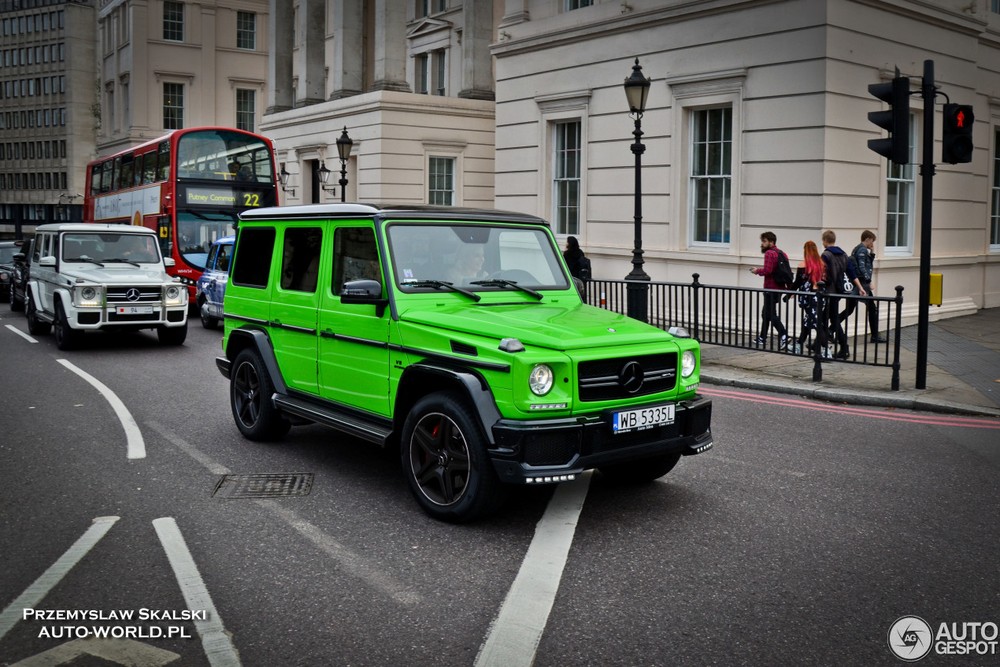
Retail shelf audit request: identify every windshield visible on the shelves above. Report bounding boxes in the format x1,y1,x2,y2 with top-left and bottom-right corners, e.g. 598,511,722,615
176,211,237,270
62,233,161,264
387,223,570,291
176,129,274,183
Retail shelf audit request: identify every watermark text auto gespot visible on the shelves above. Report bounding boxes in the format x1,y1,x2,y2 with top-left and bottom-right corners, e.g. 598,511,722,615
888,616,999,661
22,608,205,639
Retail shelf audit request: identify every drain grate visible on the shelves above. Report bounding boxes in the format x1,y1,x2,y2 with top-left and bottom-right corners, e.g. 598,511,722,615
213,473,314,499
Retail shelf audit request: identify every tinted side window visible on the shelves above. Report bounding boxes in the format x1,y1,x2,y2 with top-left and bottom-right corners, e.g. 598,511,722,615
217,243,232,272
280,227,322,292
231,227,275,288
205,243,220,271
333,227,380,295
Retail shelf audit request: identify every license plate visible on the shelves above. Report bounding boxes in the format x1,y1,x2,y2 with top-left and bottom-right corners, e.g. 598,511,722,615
612,403,675,434
112,306,154,315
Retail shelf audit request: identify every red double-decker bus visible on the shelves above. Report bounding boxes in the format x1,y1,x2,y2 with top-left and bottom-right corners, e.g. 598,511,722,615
84,127,279,300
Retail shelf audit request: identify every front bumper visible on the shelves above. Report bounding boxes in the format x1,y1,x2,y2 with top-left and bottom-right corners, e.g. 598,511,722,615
488,396,713,484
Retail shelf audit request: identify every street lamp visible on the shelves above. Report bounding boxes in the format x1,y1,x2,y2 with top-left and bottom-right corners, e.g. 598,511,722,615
279,163,295,197
623,57,651,323
319,128,354,202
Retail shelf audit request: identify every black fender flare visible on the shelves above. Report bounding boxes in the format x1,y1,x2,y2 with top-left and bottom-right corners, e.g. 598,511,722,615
396,362,503,446
225,328,288,395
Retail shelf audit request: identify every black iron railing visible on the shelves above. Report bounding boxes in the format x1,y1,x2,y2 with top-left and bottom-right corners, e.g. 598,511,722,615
583,274,904,390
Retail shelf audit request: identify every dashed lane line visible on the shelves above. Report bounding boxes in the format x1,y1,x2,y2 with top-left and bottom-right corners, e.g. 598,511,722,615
153,517,241,667
4,324,37,343
474,472,592,667
56,359,145,459
0,516,120,641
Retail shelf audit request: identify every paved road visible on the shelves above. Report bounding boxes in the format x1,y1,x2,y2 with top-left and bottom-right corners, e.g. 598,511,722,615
1,316,997,666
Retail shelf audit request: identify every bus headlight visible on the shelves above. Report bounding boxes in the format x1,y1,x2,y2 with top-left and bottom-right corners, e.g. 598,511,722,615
529,364,554,396
681,350,697,378
164,285,185,306
75,285,102,307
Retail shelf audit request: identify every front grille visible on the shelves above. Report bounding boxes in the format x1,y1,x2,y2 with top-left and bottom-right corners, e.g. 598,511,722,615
106,286,161,304
524,434,577,466
578,353,677,401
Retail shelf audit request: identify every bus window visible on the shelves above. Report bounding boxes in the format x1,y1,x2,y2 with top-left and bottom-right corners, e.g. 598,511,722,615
141,152,157,184
100,161,113,193
156,141,170,181
90,163,102,195
120,155,134,190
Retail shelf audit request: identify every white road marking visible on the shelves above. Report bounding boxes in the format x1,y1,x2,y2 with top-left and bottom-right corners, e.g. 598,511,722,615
4,324,37,343
0,516,120,641
474,472,593,667
12,638,180,666
146,421,420,605
152,518,241,667
56,359,145,459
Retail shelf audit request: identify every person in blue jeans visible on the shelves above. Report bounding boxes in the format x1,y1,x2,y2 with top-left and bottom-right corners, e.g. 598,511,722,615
838,230,886,343
749,231,788,350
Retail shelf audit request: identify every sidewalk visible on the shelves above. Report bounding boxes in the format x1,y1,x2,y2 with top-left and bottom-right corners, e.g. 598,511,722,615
700,307,1000,418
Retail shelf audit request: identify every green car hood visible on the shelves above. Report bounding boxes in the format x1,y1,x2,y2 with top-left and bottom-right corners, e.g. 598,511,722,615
398,300,677,351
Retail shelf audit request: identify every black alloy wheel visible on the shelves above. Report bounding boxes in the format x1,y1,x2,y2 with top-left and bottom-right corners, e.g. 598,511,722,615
230,348,289,441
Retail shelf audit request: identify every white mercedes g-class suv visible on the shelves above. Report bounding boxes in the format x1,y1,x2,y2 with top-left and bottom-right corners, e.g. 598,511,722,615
25,223,188,349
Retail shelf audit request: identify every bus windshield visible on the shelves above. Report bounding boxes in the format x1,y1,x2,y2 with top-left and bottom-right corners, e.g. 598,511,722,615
176,129,273,183
176,210,237,270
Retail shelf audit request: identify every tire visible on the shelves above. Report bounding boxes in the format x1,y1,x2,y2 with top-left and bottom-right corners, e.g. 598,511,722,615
25,292,51,335
199,298,218,329
400,392,504,523
53,301,81,350
10,283,24,312
230,348,290,441
599,452,682,484
158,322,188,345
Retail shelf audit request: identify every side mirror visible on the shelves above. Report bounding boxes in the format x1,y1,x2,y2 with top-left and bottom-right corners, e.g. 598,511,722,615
163,257,176,267
39,256,56,267
12,253,25,262
340,279,388,316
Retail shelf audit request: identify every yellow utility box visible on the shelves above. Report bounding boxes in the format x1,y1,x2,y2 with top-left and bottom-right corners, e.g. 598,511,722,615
929,273,943,306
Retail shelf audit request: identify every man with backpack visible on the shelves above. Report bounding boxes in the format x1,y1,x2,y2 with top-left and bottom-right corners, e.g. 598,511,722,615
821,230,867,359
839,230,887,343
749,231,792,349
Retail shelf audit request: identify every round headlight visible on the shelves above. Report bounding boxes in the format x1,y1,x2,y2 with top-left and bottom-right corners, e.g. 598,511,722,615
81,286,97,300
529,364,554,396
166,286,181,300
681,350,697,378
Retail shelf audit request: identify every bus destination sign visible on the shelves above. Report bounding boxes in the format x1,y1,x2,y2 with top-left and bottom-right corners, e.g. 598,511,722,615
183,186,265,209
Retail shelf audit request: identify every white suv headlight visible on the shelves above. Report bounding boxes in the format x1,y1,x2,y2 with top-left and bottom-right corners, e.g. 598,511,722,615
529,364,554,396
164,284,185,306
75,285,102,307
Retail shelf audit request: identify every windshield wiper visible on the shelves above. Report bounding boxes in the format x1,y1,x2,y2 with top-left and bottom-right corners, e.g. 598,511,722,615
67,256,105,267
103,257,142,267
403,279,481,302
469,279,543,300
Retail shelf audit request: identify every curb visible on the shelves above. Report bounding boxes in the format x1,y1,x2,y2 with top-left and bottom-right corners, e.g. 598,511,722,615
702,371,1000,419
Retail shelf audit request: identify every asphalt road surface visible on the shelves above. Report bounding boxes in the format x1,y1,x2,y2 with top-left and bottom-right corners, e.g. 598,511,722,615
1,312,997,667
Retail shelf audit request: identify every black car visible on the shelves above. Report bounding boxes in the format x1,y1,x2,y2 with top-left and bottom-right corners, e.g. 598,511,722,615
0,240,19,304
5,239,32,311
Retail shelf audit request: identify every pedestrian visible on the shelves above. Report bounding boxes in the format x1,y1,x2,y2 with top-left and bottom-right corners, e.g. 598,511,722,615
820,230,866,359
749,231,789,349
563,236,590,281
788,240,829,356
838,230,886,343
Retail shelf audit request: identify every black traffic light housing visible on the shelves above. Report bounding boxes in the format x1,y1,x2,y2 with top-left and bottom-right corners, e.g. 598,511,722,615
867,74,910,165
942,103,974,164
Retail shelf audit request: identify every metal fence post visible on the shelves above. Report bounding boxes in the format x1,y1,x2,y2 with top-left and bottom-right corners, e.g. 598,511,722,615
691,273,701,340
891,285,904,391
812,290,823,382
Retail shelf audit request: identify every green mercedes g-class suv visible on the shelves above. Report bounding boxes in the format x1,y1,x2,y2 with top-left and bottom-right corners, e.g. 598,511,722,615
218,204,712,521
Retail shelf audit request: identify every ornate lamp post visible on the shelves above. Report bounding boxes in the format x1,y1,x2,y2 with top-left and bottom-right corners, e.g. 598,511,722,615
319,128,354,202
623,58,651,322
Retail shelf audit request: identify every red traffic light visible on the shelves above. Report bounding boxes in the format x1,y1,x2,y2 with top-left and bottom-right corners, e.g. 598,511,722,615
942,103,974,164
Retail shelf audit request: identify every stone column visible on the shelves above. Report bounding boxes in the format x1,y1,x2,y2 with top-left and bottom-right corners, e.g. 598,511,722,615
295,0,326,106
329,0,363,99
459,0,494,100
267,0,293,113
372,0,410,92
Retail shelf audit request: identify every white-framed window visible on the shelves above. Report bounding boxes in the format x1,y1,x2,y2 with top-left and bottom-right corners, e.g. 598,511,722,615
884,114,918,253
553,120,582,236
236,89,255,132
428,156,454,205
415,50,446,96
991,128,1000,249
237,11,256,50
565,0,593,9
163,82,184,129
690,107,732,245
417,0,447,18
163,1,184,42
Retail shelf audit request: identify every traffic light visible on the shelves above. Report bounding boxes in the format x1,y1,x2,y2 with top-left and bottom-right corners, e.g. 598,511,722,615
942,103,974,164
867,75,910,165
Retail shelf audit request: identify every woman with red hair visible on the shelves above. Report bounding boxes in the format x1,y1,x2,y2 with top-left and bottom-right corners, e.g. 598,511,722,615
790,240,829,356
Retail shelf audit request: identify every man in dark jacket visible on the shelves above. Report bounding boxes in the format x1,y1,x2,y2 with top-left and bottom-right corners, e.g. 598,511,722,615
821,230,867,359
838,230,886,343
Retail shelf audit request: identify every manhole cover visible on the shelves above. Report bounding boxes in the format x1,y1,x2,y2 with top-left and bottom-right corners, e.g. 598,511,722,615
213,473,313,499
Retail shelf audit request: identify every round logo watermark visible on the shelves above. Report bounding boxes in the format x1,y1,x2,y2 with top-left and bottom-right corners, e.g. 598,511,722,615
888,616,933,662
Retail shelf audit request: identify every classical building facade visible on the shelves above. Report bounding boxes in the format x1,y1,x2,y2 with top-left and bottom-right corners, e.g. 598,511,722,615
0,0,96,238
